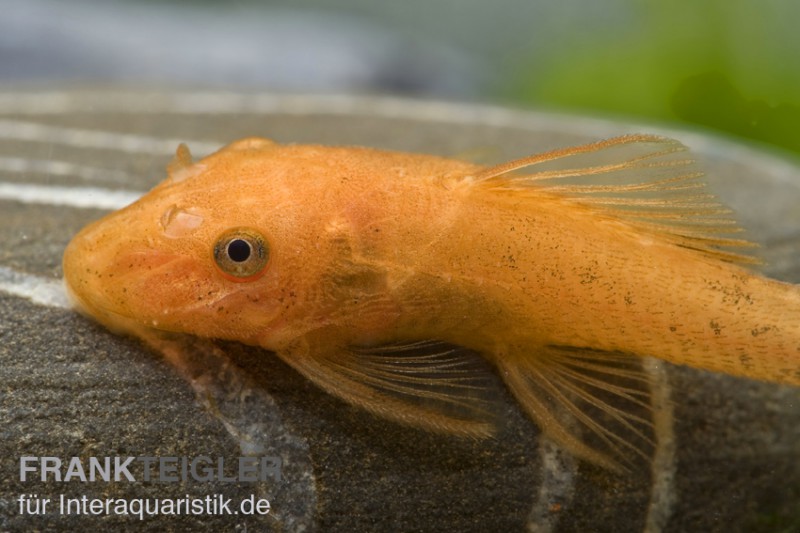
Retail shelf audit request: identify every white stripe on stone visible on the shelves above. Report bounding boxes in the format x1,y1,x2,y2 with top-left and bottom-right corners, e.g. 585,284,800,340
0,156,131,183
643,357,677,533
0,182,141,209
0,266,70,309
0,118,220,155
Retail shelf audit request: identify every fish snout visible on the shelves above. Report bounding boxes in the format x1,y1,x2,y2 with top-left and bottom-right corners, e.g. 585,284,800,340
62,209,170,332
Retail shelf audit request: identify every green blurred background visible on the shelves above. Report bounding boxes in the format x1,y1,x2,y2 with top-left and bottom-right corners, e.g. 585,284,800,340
2,0,799,155
507,1,800,155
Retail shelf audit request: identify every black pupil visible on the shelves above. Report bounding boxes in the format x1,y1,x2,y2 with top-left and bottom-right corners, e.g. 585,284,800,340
227,239,252,262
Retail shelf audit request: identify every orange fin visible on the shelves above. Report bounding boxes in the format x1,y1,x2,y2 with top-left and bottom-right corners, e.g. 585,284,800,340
276,339,497,438
166,143,207,184
167,143,193,175
475,134,759,264
496,345,656,472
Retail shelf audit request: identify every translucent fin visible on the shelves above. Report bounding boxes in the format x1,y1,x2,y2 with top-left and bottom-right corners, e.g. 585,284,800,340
166,143,207,184
276,339,497,438
167,143,193,176
474,134,758,264
496,345,656,472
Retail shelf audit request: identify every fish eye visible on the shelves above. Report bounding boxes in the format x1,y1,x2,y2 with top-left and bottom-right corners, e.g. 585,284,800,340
213,227,270,281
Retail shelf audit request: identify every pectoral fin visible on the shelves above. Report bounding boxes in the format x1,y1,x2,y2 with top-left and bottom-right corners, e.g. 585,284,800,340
496,345,656,472
276,338,497,438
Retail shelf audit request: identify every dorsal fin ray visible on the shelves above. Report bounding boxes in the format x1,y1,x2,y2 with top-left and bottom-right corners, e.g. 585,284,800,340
474,134,759,265
166,143,208,184
167,143,193,176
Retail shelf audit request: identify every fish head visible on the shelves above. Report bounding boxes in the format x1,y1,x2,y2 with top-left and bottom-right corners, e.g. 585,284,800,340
63,137,371,348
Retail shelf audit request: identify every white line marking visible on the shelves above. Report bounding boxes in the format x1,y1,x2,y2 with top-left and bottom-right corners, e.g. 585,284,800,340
0,119,220,155
0,91,798,190
0,92,792,529
1,91,797,187
0,182,141,209
527,437,577,533
0,266,70,309
0,156,131,183
0,92,636,140
142,334,318,531
643,357,677,533
0,264,319,530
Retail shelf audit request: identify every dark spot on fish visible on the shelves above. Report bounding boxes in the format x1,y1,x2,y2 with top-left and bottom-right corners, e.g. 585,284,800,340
575,260,600,285
669,326,677,332
751,325,773,337
503,253,518,270
704,278,754,306
739,353,753,368
709,320,723,336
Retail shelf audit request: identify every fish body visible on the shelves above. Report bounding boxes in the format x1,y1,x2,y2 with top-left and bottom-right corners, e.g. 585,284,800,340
63,135,800,469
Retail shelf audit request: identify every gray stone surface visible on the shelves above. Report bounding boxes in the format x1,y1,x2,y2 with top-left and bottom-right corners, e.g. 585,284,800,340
0,90,799,532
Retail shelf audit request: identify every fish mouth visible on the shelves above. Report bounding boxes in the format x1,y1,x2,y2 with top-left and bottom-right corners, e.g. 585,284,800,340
61,221,173,337
62,270,152,337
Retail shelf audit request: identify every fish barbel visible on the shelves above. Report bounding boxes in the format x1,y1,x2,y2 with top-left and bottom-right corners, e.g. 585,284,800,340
62,135,800,469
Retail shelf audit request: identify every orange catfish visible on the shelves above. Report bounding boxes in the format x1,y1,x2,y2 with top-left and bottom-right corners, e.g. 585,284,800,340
62,135,800,470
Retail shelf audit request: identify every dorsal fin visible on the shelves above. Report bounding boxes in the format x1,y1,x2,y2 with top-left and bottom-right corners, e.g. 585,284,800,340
166,143,206,184
474,134,759,264
168,143,193,175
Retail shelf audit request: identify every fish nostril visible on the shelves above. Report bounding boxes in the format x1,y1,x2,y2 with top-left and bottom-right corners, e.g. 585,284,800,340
161,205,204,238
